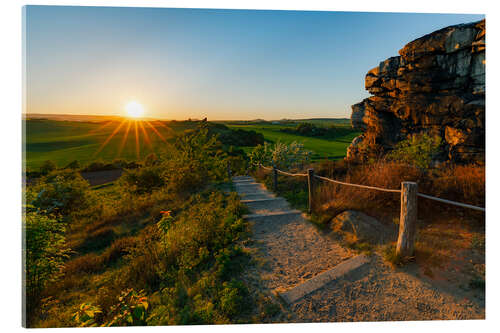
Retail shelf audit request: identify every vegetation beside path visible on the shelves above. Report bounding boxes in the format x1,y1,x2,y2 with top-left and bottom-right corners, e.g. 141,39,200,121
24,123,280,327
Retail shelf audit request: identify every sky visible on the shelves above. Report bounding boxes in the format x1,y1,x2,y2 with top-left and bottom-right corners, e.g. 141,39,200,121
24,6,484,120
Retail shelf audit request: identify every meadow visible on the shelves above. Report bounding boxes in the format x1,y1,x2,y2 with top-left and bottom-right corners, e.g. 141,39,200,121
24,119,190,170
223,120,359,161
24,118,359,170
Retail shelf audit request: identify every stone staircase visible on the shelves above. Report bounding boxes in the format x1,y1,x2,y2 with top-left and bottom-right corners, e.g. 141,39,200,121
232,176,369,304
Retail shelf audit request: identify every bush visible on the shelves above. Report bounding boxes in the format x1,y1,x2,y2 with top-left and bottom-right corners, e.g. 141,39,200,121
64,160,80,170
39,160,57,175
144,153,159,167
29,169,93,216
25,210,69,312
386,133,442,169
120,167,165,195
249,141,310,170
82,160,116,172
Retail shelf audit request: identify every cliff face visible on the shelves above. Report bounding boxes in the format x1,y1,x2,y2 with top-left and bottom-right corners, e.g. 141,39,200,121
347,19,485,163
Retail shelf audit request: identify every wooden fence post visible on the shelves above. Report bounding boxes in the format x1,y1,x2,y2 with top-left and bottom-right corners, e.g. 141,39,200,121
272,164,278,192
307,168,315,214
396,181,418,258
227,160,232,179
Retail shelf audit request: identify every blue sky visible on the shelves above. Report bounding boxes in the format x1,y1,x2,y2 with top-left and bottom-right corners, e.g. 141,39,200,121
25,6,484,120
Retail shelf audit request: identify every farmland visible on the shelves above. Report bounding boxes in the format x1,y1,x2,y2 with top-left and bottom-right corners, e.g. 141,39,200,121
222,120,359,161
24,119,191,170
24,118,358,170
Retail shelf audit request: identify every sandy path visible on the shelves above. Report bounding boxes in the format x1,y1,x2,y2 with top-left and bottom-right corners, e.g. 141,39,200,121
233,176,484,322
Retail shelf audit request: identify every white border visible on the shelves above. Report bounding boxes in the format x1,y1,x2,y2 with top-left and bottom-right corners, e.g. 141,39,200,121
2,0,499,332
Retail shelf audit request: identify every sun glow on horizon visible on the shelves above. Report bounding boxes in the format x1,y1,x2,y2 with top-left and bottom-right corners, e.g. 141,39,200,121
125,101,145,118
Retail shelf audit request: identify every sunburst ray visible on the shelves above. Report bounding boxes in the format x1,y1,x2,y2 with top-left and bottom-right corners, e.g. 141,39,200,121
117,120,132,158
87,120,115,135
93,119,127,156
139,121,153,151
145,121,167,142
134,120,140,159
152,120,174,134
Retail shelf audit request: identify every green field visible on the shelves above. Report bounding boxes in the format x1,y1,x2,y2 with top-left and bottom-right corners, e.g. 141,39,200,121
24,118,358,170
224,123,359,161
24,119,192,170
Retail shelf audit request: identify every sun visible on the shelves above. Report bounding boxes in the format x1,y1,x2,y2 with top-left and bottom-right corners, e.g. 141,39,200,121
125,101,145,118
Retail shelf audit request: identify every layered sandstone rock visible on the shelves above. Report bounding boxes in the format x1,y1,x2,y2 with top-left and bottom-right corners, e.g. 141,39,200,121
347,19,485,163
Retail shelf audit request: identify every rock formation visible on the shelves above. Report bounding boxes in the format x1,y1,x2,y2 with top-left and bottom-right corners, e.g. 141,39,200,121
347,19,485,164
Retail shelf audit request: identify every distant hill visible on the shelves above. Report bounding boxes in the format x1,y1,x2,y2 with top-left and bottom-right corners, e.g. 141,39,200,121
23,113,125,122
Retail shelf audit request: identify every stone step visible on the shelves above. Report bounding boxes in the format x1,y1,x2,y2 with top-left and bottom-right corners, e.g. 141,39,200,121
239,193,275,201
243,210,303,223
278,254,370,304
234,182,264,189
232,178,255,184
232,176,254,182
241,197,290,213
236,187,270,196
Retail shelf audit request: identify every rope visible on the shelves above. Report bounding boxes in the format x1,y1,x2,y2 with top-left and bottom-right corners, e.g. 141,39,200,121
255,163,485,212
417,193,485,212
276,169,307,177
313,175,401,193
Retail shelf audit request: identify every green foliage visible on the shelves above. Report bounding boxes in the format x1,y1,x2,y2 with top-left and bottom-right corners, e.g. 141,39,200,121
72,303,101,327
64,160,80,170
144,153,159,166
105,289,149,326
281,122,355,139
386,133,442,169
219,279,249,317
39,160,57,175
73,289,149,327
28,124,257,327
382,244,404,266
145,191,251,325
29,169,93,215
24,210,69,308
249,141,311,170
120,167,165,195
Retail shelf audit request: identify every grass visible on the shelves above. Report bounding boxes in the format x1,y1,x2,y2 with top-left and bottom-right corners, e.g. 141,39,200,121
24,119,192,170
254,159,485,278
25,119,357,171
225,123,359,161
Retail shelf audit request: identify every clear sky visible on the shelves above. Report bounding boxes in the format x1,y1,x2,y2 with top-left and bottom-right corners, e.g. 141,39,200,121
25,6,484,120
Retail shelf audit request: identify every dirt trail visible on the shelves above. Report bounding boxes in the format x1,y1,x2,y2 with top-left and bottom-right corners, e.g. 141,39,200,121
233,176,485,322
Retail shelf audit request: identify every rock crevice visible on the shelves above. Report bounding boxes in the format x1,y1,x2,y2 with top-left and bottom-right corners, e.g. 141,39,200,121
347,19,485,163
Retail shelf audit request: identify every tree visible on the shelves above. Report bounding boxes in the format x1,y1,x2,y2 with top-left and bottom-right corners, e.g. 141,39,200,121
39,160,57,175
24,210,69,310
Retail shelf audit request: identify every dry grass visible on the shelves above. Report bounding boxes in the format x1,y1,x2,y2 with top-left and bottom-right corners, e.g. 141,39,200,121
254,160,485,285
316,161,423,224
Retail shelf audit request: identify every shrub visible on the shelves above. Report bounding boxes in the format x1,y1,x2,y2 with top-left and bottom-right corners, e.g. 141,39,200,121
144,153,159,166
64,160,80,170
249,141,311,170
29,169,93,216
219,279,249,317
73,289,148,327
24,210,69,311
39,160,57,175
386,133,442,169
120,167,165,195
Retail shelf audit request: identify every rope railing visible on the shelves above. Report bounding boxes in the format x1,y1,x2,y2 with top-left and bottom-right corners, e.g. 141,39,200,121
243,162,484,258
313,174,401,193
276,169,307,177
256,163,484,210
417,193,485,212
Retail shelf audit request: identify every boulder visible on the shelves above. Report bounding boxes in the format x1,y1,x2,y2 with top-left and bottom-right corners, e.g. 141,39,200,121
347,19,485,164
330,210,387,243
